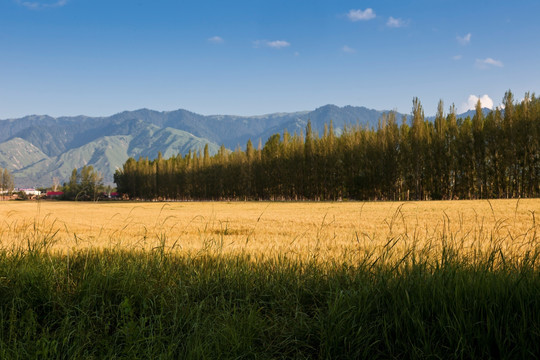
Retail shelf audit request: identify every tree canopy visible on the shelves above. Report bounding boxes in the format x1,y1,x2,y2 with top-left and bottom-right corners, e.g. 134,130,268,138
63,165,104,201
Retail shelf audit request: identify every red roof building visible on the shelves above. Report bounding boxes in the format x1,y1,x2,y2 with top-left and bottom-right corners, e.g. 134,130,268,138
46,191,64,197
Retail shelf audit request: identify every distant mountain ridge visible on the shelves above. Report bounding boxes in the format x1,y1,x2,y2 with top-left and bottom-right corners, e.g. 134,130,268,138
0,105,483,188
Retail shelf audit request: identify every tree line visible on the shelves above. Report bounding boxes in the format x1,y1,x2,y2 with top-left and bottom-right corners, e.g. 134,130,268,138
114,91,539,201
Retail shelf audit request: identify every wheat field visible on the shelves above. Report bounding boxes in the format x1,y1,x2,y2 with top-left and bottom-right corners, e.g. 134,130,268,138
1,199,538,262
1,199,539,358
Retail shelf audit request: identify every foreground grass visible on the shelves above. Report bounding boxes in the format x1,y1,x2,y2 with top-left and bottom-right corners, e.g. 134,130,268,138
0,243,539,359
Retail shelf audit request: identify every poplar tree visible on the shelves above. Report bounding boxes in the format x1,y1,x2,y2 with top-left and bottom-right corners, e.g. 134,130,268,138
1,168,15,199
410,97,426,199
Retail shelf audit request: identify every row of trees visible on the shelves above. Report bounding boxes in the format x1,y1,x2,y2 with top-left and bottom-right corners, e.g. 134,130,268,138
0,168,15,199
114,91,539,201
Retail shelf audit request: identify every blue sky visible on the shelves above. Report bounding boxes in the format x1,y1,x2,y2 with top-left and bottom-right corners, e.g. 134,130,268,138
1,0,539,118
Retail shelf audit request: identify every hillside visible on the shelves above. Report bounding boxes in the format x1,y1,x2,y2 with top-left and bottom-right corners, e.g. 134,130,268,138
0,124,219,187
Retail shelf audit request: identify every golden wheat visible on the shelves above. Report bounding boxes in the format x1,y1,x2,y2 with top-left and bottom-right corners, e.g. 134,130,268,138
0,199,538,262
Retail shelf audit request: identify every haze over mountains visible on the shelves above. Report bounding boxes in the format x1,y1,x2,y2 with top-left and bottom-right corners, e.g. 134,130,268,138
0,105,483,188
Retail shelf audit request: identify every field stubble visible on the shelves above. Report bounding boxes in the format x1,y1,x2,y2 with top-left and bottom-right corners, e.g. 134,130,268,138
0,199,538,265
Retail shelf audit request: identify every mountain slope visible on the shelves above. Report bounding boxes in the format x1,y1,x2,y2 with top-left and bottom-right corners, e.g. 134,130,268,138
12,128,219,187
0,138,49,170
13,135,132,187
129,126,220,159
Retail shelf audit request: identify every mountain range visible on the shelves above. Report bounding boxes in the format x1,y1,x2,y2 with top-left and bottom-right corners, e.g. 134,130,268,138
0,105,484,188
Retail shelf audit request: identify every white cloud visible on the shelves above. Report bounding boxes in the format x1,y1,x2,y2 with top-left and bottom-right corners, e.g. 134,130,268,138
16,0,67,9
267,40,290,49
347,8,376,21
475,57,503,68
342,45,356,53
254,40,291,49
386,16,406,28
452,55,463,60
460,94,494,113
208,36,224,44
457,33,471,45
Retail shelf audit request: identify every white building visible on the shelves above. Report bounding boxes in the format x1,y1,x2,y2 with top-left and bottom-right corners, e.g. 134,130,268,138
20,188,42,196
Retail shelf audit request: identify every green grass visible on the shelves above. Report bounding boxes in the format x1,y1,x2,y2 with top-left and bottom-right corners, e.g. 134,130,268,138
0,237,539,359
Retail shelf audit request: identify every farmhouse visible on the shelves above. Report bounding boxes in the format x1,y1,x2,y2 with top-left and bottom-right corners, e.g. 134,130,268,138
20,188,42,196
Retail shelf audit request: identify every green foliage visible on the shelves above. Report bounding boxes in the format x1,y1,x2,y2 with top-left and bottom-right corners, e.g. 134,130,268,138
0,242,539,358
62,165,104,201
114,92,540,200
